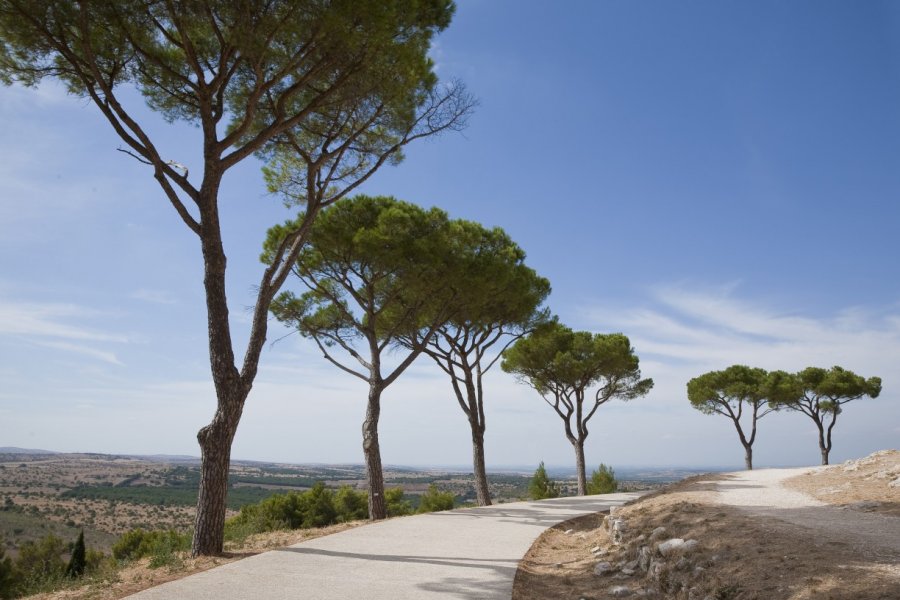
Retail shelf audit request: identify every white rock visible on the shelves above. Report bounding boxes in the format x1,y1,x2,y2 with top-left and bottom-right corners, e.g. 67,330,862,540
682,539,699,553
649,526,667,541
594,561,614,576
621,568,636,576
889,477,900,488
609,585,633,597
657,538,686,556
590,545,602,553
638,545,652,571
564,528,574,534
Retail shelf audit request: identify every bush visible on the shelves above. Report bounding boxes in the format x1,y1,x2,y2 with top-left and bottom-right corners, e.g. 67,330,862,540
335,486,368,522
417,485,454,513
586,463,618,495
12,534,67,596
385,488,412,517
529,462,560,500
224,482,368,542
111,529,189,565
0,540,16,600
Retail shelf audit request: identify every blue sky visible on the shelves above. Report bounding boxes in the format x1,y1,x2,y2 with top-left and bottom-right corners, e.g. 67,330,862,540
1,1,898,469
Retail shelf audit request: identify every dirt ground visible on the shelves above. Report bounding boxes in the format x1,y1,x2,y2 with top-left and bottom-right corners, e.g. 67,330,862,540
514,454,900,600
784,450,900,517
25,521,364,600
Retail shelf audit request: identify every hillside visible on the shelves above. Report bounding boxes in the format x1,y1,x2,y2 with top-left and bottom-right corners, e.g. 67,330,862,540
514,450,900,599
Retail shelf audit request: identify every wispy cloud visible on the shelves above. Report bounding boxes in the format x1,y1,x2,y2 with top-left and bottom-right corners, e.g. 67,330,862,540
586,283,900,376
0,298,127,364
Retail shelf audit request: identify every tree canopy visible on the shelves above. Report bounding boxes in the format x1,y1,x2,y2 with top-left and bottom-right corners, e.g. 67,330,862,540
411,221,550,506
768,366,881,465
687,365,784,470
265,195,462,520
502,323,652,495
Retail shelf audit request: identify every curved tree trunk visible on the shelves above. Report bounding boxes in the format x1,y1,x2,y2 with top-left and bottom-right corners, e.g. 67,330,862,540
363,383,387,520
573,440,587,495
470,420,491,506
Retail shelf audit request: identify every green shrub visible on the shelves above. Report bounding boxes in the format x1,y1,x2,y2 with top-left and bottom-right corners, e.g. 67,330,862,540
335,486,368,522
385,488,412,517
112,529,189,565
11,534,67,596
0,540,17,600
417,485,454,513
528,462,560,500
586,463,618,495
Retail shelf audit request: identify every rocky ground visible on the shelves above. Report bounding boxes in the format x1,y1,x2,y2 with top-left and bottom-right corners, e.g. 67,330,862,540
513,450,900,600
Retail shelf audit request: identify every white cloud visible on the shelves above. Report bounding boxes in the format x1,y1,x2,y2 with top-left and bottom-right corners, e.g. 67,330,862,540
0,298,128,364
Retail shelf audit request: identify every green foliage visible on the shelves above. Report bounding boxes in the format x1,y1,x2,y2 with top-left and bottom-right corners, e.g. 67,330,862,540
417,485,455,513
62,482,279,509
586,464,618,495
529,462,560,500
385,488,413,517
334,486,368,523
64,530,85,578
686,365,771,416
224,483,371,542
111,529,189,565
0,540,15,600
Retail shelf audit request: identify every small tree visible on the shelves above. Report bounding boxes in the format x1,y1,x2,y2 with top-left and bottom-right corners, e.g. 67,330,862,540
529,462,560,500
503,324,653,495
385,489,413,517
417,485,455,513
65,530,86,579
769,366,881,465
410,222,550,506
687,365,781,470
265,196,461,520
586,464,617,495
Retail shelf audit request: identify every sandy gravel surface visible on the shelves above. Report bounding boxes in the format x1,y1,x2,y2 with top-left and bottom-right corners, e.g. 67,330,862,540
714,468,900,560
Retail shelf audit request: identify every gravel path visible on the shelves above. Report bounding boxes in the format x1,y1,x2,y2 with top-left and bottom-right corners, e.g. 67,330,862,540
712,467,900,560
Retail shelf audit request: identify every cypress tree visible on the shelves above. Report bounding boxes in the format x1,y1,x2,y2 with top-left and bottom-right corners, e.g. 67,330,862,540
65,531,86,579
529,462,560,500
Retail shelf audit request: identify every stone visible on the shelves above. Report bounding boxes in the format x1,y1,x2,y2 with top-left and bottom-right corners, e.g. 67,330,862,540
621,568,636,576
649,526,667,541
624,559,639,571
648,560,664,581
609,585,633,597
657,538,685,556
657,538,699,557
638,545,652,571
590,545,602,554
564,528,574,535
634,534,646,543
594,561,614,576
889,477,900,488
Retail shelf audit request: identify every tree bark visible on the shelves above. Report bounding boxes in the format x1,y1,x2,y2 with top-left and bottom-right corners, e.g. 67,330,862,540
192,183,249,557
744,444,753,470
573,439,587,495
363,383,387,520
815,421,829,465
470,420,491,506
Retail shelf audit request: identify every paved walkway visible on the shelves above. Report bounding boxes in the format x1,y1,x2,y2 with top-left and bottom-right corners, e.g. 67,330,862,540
128,493,642,600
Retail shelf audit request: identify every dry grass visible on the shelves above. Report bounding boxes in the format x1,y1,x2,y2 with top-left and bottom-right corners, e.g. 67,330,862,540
784,450,900,517
514,467,900,600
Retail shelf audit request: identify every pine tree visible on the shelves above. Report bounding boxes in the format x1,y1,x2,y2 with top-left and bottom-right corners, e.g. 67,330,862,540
65,531,86,579
529,462,561,500
586,464,618,495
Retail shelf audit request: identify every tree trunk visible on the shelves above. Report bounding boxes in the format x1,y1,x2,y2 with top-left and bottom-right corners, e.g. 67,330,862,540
744,444,753,470
192,418,237,556
470,420,491,506
363,383,387,520
573,440,587,495
815,420,829,465
192,187,248,557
